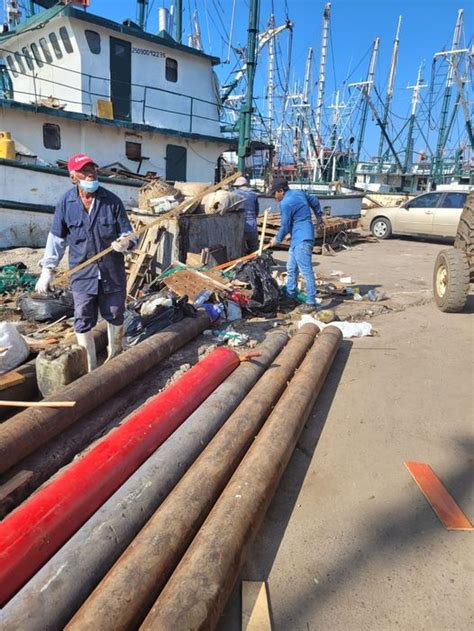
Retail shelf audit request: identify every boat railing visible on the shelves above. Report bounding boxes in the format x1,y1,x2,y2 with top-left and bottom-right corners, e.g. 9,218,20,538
0,45,233,134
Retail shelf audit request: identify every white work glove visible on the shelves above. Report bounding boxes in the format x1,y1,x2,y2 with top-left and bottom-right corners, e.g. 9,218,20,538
111,236,132,253
269,237,278,247
35,267,54,294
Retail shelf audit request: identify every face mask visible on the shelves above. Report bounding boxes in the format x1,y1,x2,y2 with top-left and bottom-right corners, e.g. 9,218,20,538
79,179,99,193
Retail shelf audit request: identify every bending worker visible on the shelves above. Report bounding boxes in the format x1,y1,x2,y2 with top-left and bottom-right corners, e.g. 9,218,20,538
269,177,323,314
233,175,260,254
35,153,136,371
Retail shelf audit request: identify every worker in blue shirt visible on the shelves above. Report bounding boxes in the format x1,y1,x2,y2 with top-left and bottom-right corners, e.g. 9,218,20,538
233,176,260,254
269,177,322,314
35,153,136,371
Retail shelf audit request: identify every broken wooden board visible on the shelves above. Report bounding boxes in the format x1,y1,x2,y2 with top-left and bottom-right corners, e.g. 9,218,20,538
0,470,33,503
405,461,473,531
162,268,231,302
242,581,272,631
0,371,26,392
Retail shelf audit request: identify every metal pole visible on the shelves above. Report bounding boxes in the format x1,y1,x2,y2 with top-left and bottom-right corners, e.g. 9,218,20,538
238,0,261,172
141,326,343,630
351,37,379,185
377,16,401,169
175,0,182,43
314,2,331,180
432,9,464,184
66,325,319,631
1,332,289,631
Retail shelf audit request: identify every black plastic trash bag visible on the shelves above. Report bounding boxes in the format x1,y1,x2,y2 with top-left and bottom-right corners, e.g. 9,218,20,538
17,289,75,322
124,292,197,347
234,251,280,317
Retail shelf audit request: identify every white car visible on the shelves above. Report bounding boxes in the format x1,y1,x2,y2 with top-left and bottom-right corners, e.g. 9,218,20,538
361,190,469,240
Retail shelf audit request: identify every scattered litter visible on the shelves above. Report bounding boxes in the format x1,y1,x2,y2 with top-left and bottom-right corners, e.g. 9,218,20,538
330,270,343,277
298,315,373,338
0,322,29,374
203,328,249,346
317,309,336,324
339,276,352,284
140,295,173,316
224,301,242,321
0,263,37,294
365,289,387,302
193,289,213,307
17,290,75,322
201,303,223,322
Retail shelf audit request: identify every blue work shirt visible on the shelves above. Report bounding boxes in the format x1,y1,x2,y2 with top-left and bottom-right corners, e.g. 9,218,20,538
275,189,322,246
51,186,133,294
236,187,259,233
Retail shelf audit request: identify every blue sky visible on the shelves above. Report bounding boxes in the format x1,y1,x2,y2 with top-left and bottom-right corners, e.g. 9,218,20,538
3,1,472,160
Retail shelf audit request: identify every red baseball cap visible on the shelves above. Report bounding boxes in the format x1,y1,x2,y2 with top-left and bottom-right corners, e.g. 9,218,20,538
67,153,98,172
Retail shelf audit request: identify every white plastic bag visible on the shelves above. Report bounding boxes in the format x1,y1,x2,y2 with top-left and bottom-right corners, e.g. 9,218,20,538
0,322,29,374
298,314,373,338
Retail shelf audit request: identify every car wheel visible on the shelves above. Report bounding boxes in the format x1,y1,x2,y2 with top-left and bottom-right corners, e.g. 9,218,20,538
433,248,469,312
371,217,392,239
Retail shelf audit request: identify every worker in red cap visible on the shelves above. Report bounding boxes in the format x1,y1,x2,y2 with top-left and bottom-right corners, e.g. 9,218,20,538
35,153,136,371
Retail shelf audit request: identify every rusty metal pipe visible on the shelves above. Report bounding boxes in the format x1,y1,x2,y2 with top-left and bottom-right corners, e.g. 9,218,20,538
0,313,210,474
140,326,342,631
0,331,289,631
65,323,319,631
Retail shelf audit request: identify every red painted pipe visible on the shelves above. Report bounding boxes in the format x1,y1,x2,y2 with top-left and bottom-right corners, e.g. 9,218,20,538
0,347,239,607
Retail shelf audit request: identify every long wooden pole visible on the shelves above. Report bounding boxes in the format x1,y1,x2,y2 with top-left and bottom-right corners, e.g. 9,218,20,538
55,172,242,285
257,209,269,255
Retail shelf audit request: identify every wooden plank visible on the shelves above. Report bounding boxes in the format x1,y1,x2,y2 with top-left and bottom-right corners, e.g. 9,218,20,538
0,371,26,391
0,470,33,503
242,581,272,631
405,461,473,530
0,400,76,408
162,269,229,302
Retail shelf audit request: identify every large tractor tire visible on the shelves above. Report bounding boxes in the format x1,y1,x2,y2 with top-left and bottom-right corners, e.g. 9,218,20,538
433,248,470,312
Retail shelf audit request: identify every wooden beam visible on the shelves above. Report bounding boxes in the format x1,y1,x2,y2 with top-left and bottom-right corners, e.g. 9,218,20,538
242,581,272,631
0,371,26,392
405,461,473,531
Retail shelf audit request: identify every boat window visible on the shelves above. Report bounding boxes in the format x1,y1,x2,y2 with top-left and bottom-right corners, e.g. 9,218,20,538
59,26,74,54
39,38,53,64
30,43,44,68
6,55,18,77
43,123,61,150
85,30,101,54
165,58,178,82
49,33,63,59
14,52,26,75
21,46,34,71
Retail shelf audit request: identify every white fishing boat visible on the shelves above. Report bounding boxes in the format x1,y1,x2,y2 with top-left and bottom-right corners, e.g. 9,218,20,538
0,1,233,248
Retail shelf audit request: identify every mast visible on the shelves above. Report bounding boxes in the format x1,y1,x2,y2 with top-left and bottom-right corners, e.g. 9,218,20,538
267,14,275,143
431,9,463,184
329,90,344,181
237,0,260,173
314,2,331,180
404,63,427,173
349,37,379,185
377,16,401,169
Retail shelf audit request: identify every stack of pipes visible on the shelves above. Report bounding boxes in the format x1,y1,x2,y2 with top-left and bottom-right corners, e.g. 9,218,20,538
0,316,342,630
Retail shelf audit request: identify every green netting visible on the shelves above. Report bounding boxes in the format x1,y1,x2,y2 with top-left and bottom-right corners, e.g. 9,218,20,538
0,265,37,294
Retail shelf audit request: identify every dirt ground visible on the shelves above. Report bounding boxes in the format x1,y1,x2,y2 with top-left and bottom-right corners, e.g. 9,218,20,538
217,237,474,630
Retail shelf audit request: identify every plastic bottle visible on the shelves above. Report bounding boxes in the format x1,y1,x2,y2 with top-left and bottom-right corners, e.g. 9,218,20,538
193,289,213,307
